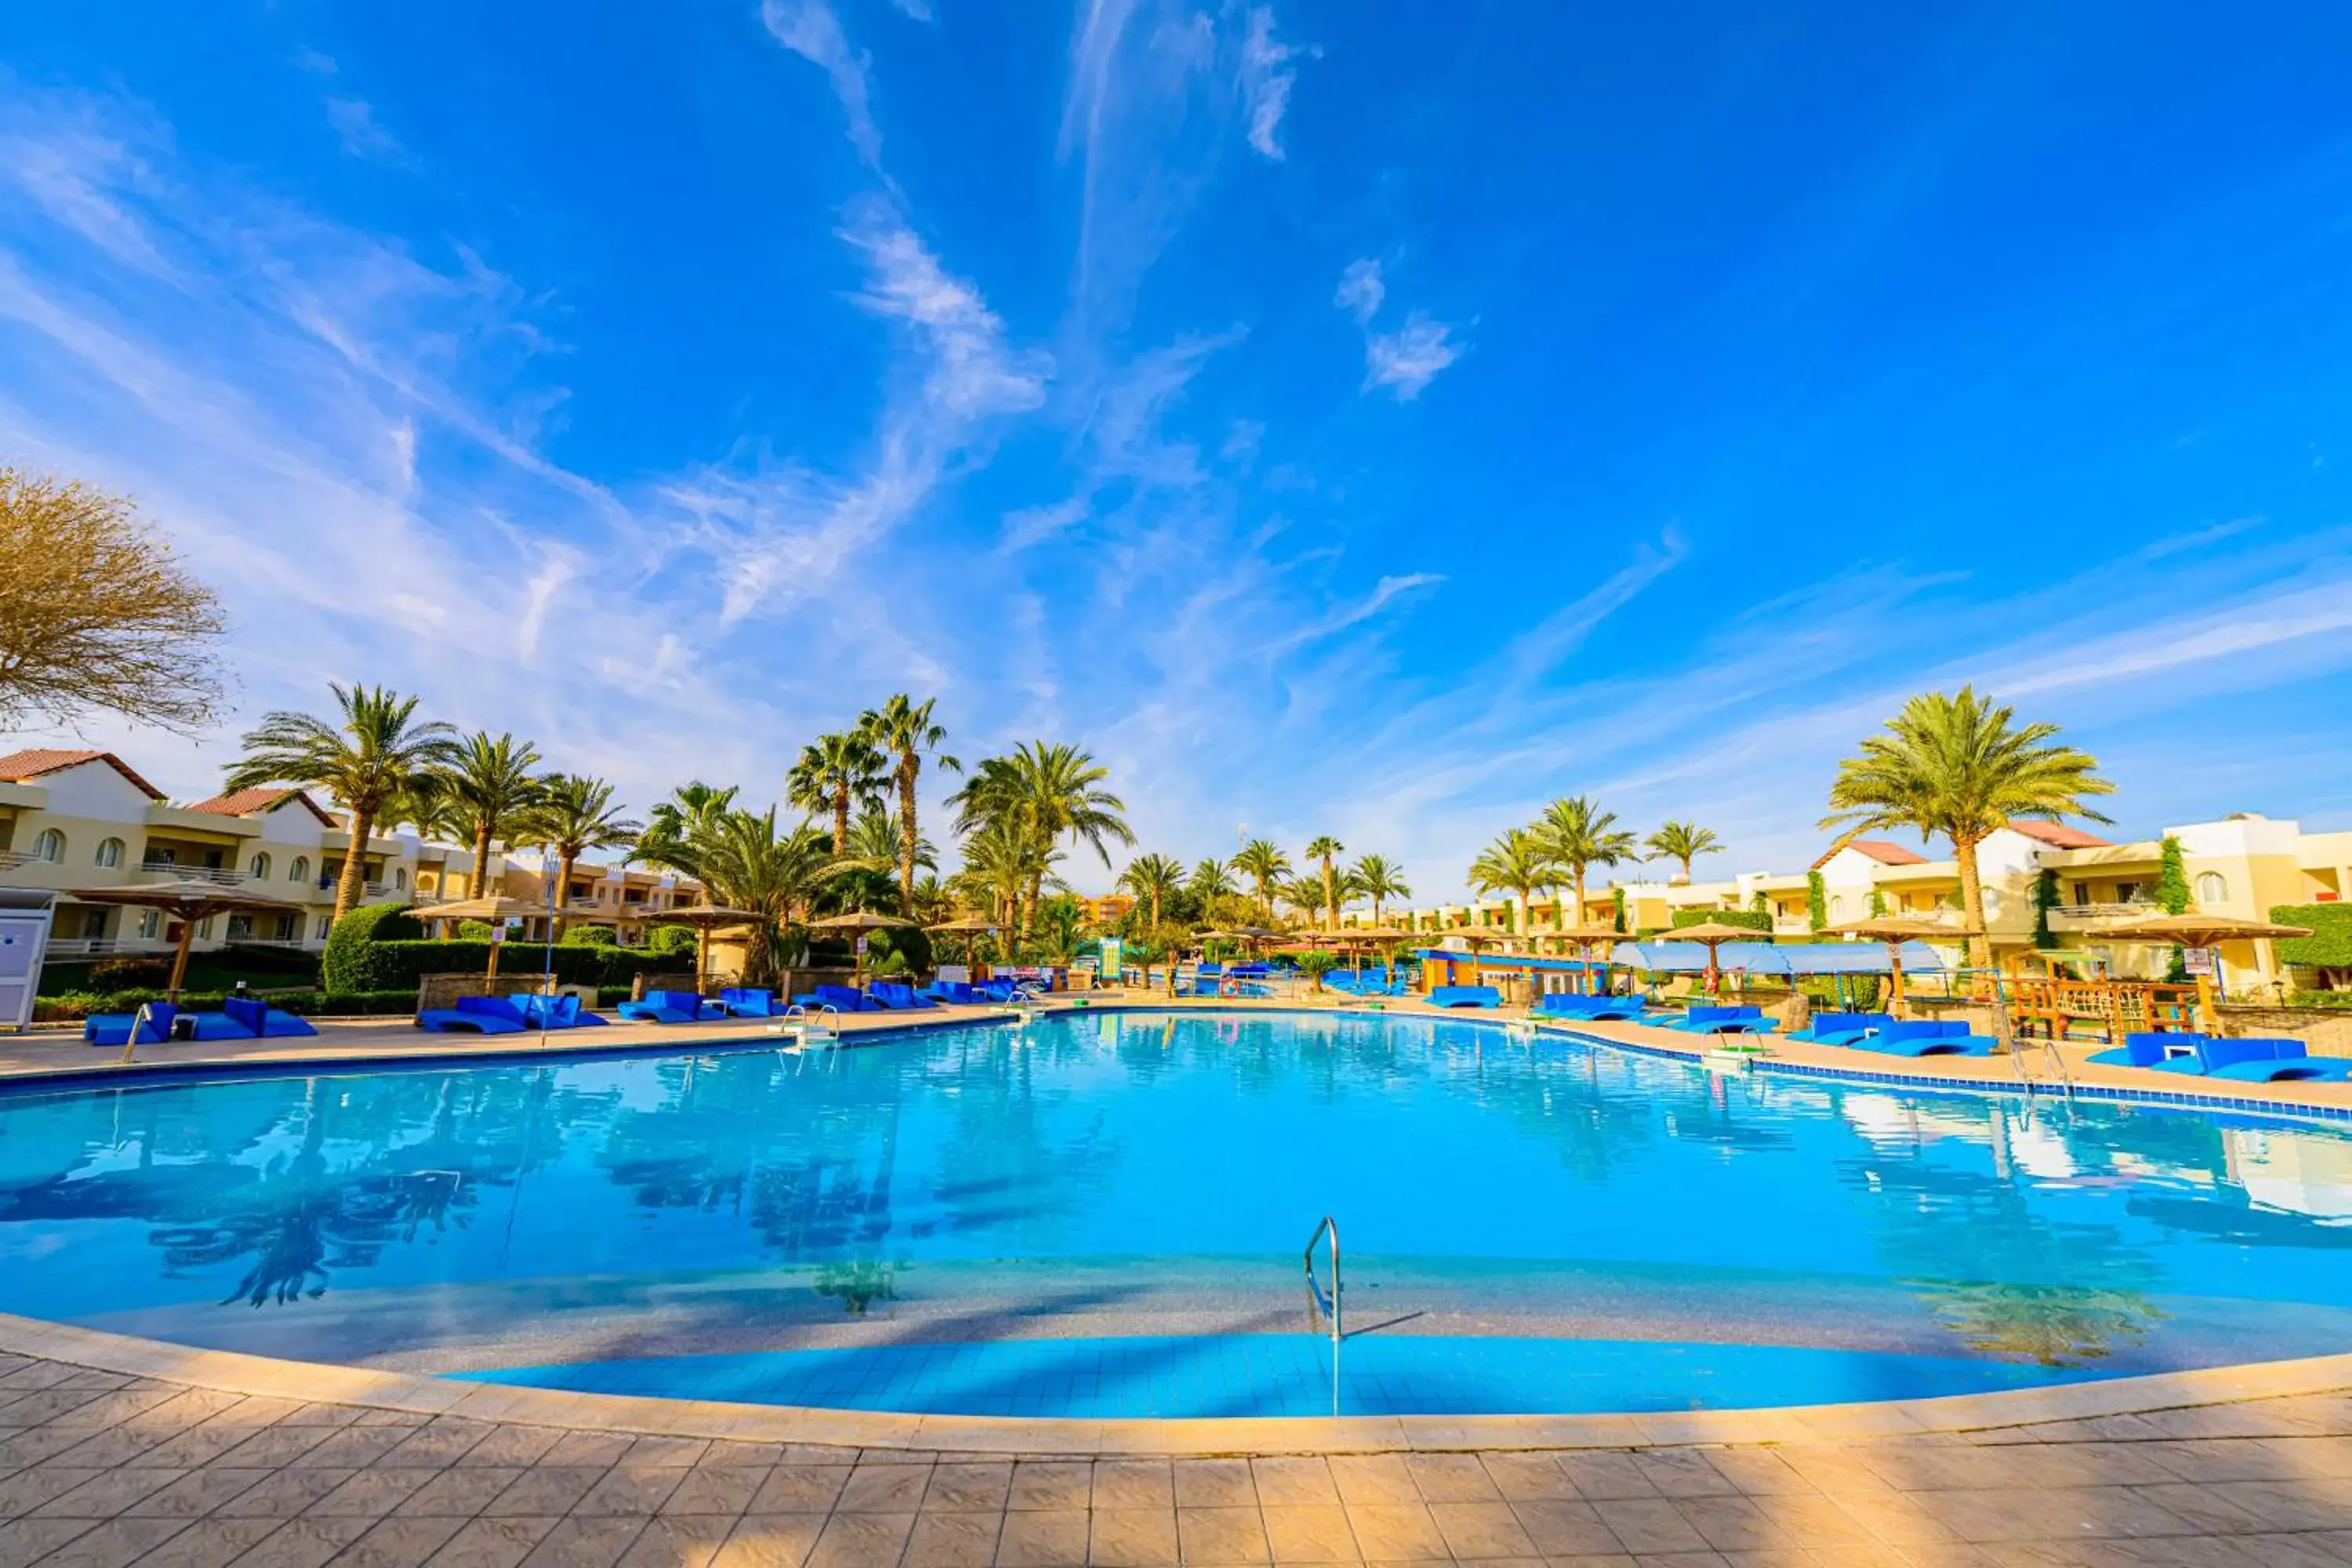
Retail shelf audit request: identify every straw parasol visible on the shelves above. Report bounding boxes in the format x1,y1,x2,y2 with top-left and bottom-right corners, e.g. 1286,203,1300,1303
67,880,307,1000
1551,924,1624,995
926,913,1000,967
2094,913,2314,1032
648,906,764,993
415,894,608,986
810,909,916,978
1665,920,1766,998
1827,916,1982,1018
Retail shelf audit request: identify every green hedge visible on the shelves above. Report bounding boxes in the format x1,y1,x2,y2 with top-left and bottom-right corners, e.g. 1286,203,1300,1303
326,939,670,993
865,925,933,975
2274,905,2352,967
2287,989,2352,1010
34,988,429,1022
321,902,424,990
1671,908,1773,934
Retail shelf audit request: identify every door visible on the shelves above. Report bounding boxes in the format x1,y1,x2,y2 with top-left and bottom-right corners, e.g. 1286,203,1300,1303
0,911,56,1031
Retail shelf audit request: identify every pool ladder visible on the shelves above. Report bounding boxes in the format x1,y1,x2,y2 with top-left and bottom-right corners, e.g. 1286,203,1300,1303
1303,1214,1341,1348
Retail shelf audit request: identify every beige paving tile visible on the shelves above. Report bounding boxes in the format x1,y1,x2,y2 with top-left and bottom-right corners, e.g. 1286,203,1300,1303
663,1464,772,1517
381,1420,499,1468
1089,1506,1181,1567
1329,1457,1421,1506
1478,1454,1576,1503
1259,1503,1359,1563
1631,1453,1741,1500
482,1466,612,1519
1559,1455,1661,1502
118,1465,270,1519
1673,1496,1805,1554
209,1426,340,1468
1506,1499,1621,1557
1093,1459,1176,1510
332,1515,470,1568
617,1515,738,1568
994,1508,1089,1567
236,1515,376,1568
419,1515,559,1568
1428,1499,1540,1559
29,1465,188,1518
2194,1476,2352,1534
135,1515,284,1568
707,1514,829,1568
1254,1458,1342,1507
900,1509,1000,1568
34,1515,194,1568
0,1464,105,1515
453,1428,567,1469
804,1508,914,1568
576,1461,690,1517
1340,1503,1450,1560
836,1461,932,1513
301,1467,442,1519
1007,1462,1091,1512
752,1465,853,1514
514,1515,649,1568
1408,1454,1504,1504
1178,1505,1274,1564
0,1517,100,1568
1174,1458,1259,1508
1590,1497,1711,1555
1907,1485,2197,1544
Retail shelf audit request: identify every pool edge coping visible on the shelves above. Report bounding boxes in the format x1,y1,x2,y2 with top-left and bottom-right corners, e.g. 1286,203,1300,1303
3,1312,2347,1455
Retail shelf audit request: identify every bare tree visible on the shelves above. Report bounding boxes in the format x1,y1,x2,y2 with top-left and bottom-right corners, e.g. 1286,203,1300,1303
0,470,227,733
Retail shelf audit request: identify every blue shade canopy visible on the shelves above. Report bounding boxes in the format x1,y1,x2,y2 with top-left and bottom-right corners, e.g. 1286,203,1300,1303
1610,941,1947,975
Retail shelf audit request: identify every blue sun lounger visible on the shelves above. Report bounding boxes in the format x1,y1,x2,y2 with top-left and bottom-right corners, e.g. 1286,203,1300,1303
1849,1019,1995,1058
1784,1011,1894,1047
221,995,317,1037
1427,985,1502,1008
416,996,532,1035
2086,1032,2209,1072
869,981,938,1011
82,1002,179,1047
924,980,984,1004
1663,1005,1773,1035
616,989,721,1024
2195,1036,2352,1083
514,993,606,1029
717,988,788,1017
1534,993,1653,1022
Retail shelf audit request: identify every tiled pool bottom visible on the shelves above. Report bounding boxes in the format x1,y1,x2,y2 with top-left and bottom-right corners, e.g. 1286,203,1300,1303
466,1333,2118,1418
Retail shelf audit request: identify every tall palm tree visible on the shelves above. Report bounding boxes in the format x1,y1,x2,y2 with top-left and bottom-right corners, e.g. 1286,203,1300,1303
949,742,1132,934
439,732,545,899
520,774,641,936
949,818,1057,931
860,695,960,910
1349,854,1410,925
1116,852,1186,929
638,782,739,863
787,730,887,855
223,684,461,920
1536,795,1639,926
1233,839,1290,920
1305,835,1345,929
1646,820,1722,885
641,808,846,986
1189,857,1237,905
1469,827,1551,938
1823,687,2114,967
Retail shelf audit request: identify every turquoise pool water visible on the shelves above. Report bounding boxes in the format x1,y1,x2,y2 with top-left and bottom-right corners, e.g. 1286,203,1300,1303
2,1010,2349,1417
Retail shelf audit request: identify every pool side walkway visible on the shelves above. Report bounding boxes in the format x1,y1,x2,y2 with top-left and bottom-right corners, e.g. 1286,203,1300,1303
3,1312,2351,1566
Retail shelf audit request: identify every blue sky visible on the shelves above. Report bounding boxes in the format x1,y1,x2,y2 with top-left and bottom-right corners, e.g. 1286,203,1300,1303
4,2,2350,898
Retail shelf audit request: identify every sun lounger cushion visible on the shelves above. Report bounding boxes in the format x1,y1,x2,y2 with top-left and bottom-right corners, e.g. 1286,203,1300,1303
1428,985,1502,1008
176,1010,258,1042
2088,1031,2205,1069
1788,1012,1893,1045
82,1003,180,1047
719,988,785,1017
1668,1006,1772,1035
224,995,318,1037
813,984,880,1013
416,996,529,1035
617,989,713,1024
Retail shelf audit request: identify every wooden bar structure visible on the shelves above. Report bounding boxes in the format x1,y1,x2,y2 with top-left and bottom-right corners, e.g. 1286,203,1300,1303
2006,975,2199,1044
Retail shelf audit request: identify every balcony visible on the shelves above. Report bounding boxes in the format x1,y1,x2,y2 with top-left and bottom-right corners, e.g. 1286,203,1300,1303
45,937,176,959
0,851,27,872
135,862,246,887
2048,901,2158,927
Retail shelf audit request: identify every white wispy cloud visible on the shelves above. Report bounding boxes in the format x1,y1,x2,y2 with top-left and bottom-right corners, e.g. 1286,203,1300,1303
325,96,407,163
842,198,1048,420
760,0,883,169
1334,258,1463,400
889,0,935,18
1236,5,1301,160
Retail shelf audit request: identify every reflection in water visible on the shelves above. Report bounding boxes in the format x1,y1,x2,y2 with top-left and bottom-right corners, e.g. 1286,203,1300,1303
0,1013,2347,1383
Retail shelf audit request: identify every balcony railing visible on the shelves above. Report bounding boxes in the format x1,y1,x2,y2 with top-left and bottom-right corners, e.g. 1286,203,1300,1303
45,938,176,958
0,851,28,872
136,862,246,886
2050,902,2158,921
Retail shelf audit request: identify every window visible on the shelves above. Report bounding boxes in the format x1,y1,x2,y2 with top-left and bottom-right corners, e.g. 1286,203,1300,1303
394,867,408,890
95,837,124,869
79,909,107,938
31,829,63,862
2196,872,2227,904
315,915,332,941
289,855,310,885
1829,895,1847,918
196,916,214,939
137,910,162,940
249,852,272,880
2072,881,2089,907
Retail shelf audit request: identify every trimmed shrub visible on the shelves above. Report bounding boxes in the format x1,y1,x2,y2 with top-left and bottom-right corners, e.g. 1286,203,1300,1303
456,920,495,940
326,938,666,993
648,924,698,957
563,924,619,946
865,924,933,975
321,902,423,992
89,956,172,990
1806,871,1828,932
1672,908,1773,934
2274,905,2352,968
2287,989,2352,1010
2157,837,2191,916
872,949,910,977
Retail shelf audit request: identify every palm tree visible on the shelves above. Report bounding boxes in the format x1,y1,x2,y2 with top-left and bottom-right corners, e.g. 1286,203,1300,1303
643,808,846,985
1535,795,1639,926
1350,854,1410,925
1189,857,1237,905
787,730,887,855
1233,839,1291,919
860,695,960,910
1276,876,1326,927
438,732,545,899
1116,852,1186,928
1822,687,2114,967
1304,835,1345,929
638,782,739,862
223,684,461,920
1469,828,1551,939
949,818,1057,931
949,742,1132,934
1646,820,1722,886
519,774,641,936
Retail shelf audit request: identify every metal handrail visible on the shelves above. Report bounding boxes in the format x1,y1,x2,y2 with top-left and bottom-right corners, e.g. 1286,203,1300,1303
119,1002,160,1065
1304,1214,1341,1347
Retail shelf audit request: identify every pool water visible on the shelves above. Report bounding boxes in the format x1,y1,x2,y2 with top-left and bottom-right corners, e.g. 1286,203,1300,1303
2,1010,2349,1418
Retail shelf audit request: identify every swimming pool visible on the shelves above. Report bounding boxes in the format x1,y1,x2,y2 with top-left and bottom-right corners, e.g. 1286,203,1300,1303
3,1010,2349,1418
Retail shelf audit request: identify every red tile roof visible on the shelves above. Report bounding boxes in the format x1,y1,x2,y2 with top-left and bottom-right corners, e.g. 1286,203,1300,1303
2003,820,2112,850
1813,839,1929,869
0,748,165,799
184,786,339,826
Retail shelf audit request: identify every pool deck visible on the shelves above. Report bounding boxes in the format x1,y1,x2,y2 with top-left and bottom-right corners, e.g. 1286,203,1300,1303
5,997,2352,1562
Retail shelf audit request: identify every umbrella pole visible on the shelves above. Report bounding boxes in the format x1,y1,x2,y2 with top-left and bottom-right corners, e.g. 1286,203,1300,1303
1888,944,1906,1019
697,930,709,995
2195,970,2217,1033
169,918,195,1003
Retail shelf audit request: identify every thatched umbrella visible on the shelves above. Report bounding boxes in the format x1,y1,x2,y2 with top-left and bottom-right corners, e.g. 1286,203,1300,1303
810,909,916,979
67,880,307,1000
648,906,764,993
1551,923,1625,995
1828,915,1983,1018
1665,920,1767,999
927,913,1000,968
2095,913,2314,1032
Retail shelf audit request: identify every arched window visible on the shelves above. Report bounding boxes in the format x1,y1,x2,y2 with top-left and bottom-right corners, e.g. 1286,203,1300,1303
289,855,310,886
394,867,408,890
2195,872,2227,904
1829,895,1847,918
95,837,124,869
249,851,272,881
31,829,64,863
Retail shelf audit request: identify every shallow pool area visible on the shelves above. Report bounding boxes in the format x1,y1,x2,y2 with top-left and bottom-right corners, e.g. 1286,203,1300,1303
4,1009,2351,1418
